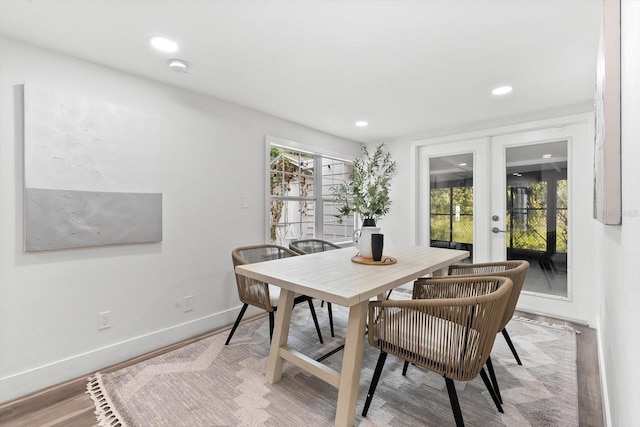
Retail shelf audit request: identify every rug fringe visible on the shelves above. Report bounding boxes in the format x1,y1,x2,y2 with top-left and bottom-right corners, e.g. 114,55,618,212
512,315,581,334
86,373,128,427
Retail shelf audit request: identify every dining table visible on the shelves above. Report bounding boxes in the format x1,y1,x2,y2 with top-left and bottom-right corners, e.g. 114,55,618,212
234,245,470,427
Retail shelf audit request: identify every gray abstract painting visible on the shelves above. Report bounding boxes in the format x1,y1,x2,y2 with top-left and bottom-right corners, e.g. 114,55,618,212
24,85,162,251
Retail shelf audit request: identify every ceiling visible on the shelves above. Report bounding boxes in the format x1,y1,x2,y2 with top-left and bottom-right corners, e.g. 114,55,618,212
0,0,602,143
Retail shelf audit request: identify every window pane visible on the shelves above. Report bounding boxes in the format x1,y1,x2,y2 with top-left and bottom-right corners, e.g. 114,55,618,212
323,201,354,241
321,156,355,242
430,215,450,241
429,154,473,257
270,200,315,245
430,188,450,215
505,140,567,297
269,147,314,198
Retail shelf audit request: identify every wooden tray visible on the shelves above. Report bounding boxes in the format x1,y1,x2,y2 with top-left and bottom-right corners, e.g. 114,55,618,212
351,255,397,265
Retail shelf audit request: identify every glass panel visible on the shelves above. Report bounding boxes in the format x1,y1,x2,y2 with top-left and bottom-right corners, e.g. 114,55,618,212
269,147,314,198
506,141,568,297
322,201,354,241
429,153,473,259
321,156,355,242
270,200,316,246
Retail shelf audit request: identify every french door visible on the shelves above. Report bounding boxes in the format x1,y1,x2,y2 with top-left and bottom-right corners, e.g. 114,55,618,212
417,124,579,318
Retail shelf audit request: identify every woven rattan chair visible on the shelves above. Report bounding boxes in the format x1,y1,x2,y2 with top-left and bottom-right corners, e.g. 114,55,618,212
362,276,513,427
289,239,340,337
443,260,530,364
289,238,341,255
410,260,530,403
226,244,324,345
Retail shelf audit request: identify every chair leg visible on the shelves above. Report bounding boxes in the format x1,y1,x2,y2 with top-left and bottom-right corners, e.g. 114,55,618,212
479,368,503,413
327,302,335,337
402,360,410,376
486,356,502,404
502,328,522,365
362,351,388,417
307,299,324,344
269,311,275,342
225,303,249,345
444,377,465,427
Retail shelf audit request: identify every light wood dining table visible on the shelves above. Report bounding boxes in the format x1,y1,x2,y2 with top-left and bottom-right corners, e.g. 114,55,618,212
234,245,470,427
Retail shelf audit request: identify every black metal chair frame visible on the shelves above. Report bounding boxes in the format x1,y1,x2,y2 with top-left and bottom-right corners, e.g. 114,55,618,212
226,244,324,345
225,295,323,345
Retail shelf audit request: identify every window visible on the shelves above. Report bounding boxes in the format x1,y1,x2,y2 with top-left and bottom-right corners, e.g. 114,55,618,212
267,137,354,246
429,153,474,258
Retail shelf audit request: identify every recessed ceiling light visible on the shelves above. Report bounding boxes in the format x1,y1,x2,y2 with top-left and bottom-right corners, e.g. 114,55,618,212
149,36,178,53
459,163,467,166
355,121,368,127
167,59,189,73
492,86,513,96
542,154,552,159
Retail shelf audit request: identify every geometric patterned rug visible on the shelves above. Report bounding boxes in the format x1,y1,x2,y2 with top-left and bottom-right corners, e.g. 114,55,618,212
87,301,578,426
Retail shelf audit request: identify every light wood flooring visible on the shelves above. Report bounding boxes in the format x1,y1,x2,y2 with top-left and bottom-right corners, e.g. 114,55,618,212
0,311,603,427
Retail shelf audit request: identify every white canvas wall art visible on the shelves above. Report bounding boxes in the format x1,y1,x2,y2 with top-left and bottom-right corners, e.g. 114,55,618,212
24,85,162,251
593,0,621,225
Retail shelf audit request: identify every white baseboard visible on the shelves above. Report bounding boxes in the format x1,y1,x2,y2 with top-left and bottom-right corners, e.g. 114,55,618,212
596,315,612,427
0,305,256,404
515,307,590,326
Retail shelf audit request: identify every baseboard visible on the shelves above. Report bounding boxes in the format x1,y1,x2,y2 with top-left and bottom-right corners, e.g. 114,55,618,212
515,307,589,326
0,305,259,404
596,315,612,427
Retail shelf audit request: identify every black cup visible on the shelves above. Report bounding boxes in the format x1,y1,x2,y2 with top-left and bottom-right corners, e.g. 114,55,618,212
371,233,384,262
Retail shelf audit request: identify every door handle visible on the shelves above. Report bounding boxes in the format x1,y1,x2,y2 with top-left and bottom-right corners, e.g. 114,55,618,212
492,227,508,233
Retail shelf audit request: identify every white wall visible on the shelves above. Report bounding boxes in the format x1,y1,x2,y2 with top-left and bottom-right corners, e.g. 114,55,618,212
0,37,362,403
595,2,640,425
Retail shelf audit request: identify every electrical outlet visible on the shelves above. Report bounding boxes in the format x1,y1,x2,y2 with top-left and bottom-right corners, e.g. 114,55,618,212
183,295,194,313
98,311,111,330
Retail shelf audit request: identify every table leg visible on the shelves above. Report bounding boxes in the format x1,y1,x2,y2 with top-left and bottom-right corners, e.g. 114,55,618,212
266,288,296,384
334,300,368,427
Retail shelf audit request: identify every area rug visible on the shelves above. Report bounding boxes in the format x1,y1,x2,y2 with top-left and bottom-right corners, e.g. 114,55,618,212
87,302,579,426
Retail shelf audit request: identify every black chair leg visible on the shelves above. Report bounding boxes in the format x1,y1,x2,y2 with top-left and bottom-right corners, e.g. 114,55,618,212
327,302,335,337
268,311,275,342
307,299,324,344
225,303,249,345
486,356,502,404
502,328,522,365
402,360,410,376
445,377,465,427
362,351,388,417
479,368,504,413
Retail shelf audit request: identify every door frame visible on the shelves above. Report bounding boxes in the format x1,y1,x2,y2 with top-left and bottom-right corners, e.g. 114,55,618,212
409,113,596,325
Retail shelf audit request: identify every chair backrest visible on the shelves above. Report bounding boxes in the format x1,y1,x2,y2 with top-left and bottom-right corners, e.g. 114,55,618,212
289,239,341,255
447,260,530,331
369,276,513,382
231,244,298,311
